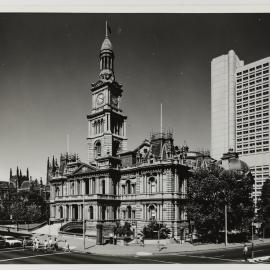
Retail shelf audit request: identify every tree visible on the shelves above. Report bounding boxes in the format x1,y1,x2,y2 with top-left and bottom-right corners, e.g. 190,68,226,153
142,220,171,239
258,179,270,226
114,221,133,237
187,165,254,242
7,190,49,223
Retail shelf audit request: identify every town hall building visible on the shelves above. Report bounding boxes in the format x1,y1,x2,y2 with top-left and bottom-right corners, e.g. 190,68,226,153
48,24,211,241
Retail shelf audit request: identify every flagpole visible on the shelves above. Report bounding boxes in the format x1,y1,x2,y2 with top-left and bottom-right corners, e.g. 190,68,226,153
67,134,70,155
160,103,163,134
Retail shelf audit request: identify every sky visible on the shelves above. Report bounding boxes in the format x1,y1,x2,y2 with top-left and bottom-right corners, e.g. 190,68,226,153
0,13,270,182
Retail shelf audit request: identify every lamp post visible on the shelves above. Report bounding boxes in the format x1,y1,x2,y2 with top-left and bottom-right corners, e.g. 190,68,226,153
225,205,228,246
83,194,85,252
251,221,254,259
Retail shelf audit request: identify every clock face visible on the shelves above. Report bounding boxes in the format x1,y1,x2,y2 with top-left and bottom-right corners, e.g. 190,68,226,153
96,93,105,106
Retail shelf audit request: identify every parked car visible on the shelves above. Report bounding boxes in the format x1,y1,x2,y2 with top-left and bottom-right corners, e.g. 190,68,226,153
18,235,33,246
2,236,22,247
0,236,6,248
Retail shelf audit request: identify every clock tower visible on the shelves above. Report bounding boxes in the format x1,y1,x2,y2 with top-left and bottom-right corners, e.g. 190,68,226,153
87,23,127,164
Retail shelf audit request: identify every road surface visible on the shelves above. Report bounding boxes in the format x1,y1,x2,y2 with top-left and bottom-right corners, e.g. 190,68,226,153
0,242,269,264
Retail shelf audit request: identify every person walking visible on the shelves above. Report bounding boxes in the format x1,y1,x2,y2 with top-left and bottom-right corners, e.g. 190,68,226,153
48,237,53,251
243,243,248,262
64,240,70,252
22,238,26,251
35,238,39,252
32,237,37,252
54,237,58,251
44,239,48,253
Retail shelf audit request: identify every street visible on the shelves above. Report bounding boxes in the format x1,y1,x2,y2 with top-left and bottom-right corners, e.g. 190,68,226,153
0,242,270,264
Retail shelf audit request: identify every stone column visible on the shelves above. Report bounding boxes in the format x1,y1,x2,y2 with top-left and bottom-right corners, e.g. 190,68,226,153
89,179,92,194
78,204,81,220
82,180,86,195
174,170,177,193
175,204,179,221
70,206,73,220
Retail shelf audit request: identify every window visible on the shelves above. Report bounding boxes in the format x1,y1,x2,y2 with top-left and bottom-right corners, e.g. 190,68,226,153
89,206,94,220
71,182,75,195
85,179,89,195
102,206,106,220
77,180,81,195
149,177,157,193
149,205,156,220
126,180,131,194
94,140,102,158
92,178,96,194
102,179,106,194
127,206,132,219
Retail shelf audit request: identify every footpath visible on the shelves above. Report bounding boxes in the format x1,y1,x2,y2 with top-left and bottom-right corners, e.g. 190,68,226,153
32,233,270,257
2,226,270,259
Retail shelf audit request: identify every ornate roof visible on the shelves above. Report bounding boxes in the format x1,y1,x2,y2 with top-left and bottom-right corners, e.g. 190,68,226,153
101,37,113,51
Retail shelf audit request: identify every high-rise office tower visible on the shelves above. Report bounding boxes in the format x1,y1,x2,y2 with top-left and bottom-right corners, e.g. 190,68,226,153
211,50,270,208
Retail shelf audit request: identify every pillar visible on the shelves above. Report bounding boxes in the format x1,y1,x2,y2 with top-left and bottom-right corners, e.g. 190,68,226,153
175,204,179,221
174,169,178,193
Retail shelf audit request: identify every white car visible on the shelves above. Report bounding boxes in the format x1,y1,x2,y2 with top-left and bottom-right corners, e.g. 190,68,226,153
2,236,22,247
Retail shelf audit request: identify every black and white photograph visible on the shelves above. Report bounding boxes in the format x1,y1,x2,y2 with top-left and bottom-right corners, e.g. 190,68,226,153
0,2,270,265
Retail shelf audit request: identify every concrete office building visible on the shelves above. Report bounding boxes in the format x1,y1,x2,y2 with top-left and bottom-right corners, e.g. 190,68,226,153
211,50,270,208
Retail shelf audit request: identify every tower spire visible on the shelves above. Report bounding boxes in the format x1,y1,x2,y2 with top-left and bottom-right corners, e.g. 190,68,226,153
105,21,108,38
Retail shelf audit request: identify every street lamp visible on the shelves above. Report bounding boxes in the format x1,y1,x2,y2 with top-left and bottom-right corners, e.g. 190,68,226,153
83,194,86,252
225,205,228,246
251,220,254,259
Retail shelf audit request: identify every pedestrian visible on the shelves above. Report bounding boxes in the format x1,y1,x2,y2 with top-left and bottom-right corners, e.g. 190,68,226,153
44,239,48,253
54,237,58,251
113,234,117,245
22,238,26,251
48,237,53,251
32,239,36,253
140,235,144,247
243,243,248,262
64,240,70,252
35,238,39,252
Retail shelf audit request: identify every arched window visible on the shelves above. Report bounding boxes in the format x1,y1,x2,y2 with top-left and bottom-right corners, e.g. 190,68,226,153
149,205,156,220
127,180,131,194
55,186,60,197
89,206,94,220
94,141,102,158
149,177,156,193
